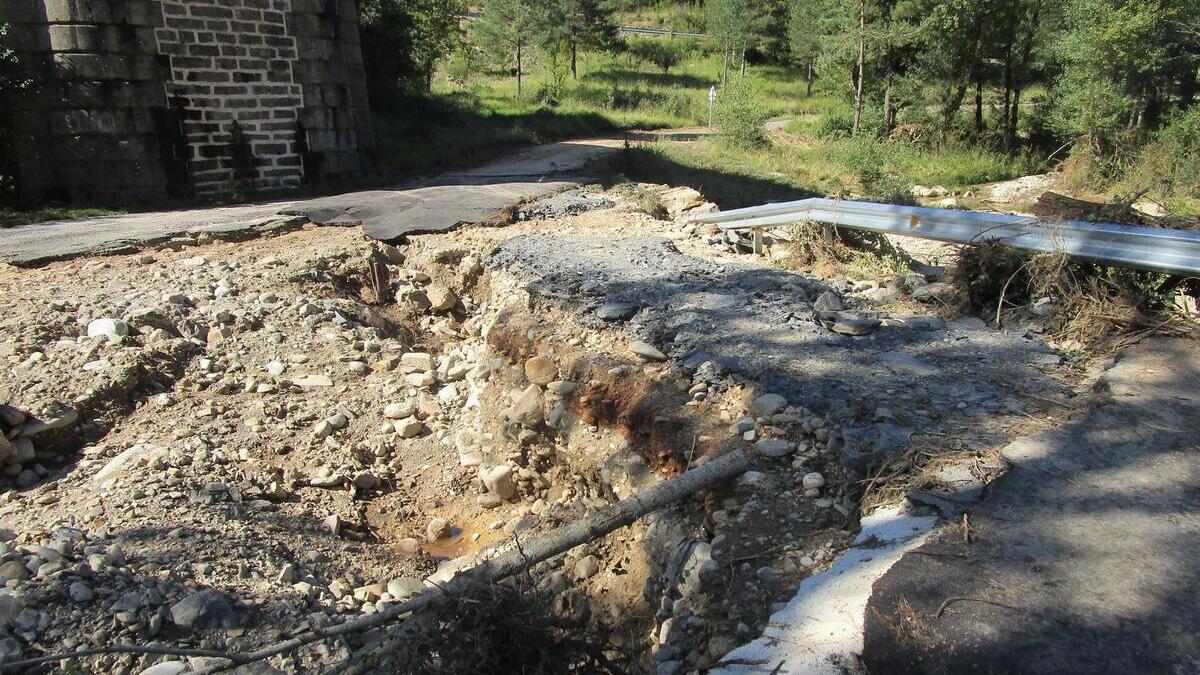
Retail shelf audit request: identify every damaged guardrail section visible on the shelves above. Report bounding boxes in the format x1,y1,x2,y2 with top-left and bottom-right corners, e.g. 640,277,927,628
685,198,1200,277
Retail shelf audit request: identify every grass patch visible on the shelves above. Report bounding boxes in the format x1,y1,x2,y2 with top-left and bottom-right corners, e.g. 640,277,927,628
0,207,125,228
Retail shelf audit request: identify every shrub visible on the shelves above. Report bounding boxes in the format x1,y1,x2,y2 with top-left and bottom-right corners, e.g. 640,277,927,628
1128,107,1200,199
713,83,770,148
815,110,854,139
627,40,688,75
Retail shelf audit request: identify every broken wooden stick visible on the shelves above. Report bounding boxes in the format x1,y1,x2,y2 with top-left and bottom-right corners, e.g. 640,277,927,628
2,449,752,673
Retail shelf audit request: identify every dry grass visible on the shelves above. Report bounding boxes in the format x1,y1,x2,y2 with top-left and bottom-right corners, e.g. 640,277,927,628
950,241,1200,350
784,221,910,279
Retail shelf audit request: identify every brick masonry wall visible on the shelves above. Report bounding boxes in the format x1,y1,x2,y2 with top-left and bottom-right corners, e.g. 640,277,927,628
1,0,374,205
154,0,306,197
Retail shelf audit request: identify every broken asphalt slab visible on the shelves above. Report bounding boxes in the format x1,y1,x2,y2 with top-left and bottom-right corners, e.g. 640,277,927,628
862,337,1200,675
0,139,620,266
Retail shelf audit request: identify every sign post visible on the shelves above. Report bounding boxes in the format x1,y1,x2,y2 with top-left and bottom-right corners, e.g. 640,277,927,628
708,86,717,129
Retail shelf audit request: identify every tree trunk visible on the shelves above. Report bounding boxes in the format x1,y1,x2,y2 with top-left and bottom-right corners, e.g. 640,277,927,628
739,45,746,78
853,0,866,135
722,45,730,87
1008,86,1022,149
884,67,896,136
516,43,523,98
974,76,984,133
806,62,814,97
571,41,578,80
941,83,969,141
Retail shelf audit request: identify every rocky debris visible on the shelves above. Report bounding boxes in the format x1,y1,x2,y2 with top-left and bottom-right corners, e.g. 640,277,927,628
0,184,1079,674
519,188,616,220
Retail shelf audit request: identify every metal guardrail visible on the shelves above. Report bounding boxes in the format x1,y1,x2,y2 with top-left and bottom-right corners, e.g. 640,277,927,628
462,12,708,38
685,198,1200,277
617,26,709,38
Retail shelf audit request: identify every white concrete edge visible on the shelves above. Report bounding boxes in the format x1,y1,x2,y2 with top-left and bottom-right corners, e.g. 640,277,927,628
711,504,937,674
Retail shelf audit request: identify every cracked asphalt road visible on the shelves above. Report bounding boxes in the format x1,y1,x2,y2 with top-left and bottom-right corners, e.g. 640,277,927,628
0,139,621,266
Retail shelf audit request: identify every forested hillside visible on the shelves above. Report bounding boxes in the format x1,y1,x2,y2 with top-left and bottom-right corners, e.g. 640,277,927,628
345,0,1198,217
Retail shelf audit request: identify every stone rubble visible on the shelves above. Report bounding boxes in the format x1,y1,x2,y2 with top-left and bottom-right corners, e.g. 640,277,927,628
0,184,1081,673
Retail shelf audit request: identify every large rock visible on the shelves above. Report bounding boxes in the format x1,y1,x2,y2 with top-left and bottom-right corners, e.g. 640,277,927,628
86,318,130,341
630,340,668,362
750,393,788,417
169,590,235,629
597,302,639,321
479,465,516,500
659,186,706,218
427,285,458,313
0,435,12,463
814,291,845,312
508,385,544,428
524,357,557,386
755,438,795,458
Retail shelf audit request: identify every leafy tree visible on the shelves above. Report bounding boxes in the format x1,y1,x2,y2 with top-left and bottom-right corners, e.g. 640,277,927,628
904,0,988,140
1051,0,1199,155
707,0,767,85
538,0,620,79
359,0,464,104
0,23,34,202
788,0,829,96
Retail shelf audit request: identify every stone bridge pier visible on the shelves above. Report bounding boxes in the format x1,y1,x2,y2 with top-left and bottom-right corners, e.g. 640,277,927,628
1,0,375,205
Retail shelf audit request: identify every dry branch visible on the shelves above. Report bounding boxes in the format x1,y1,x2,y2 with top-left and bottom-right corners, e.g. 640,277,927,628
1,449,752,674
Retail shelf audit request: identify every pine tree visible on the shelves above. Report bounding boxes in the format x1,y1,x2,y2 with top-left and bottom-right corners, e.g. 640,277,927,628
476,0,540,97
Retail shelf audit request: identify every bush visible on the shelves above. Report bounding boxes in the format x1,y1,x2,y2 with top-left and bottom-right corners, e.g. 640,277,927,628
1128,107,1200,199
815,110,855,139
713,84,770,148
627,40,688,75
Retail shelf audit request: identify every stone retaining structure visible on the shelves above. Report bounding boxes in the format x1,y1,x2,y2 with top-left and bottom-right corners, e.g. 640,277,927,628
1,0,375,204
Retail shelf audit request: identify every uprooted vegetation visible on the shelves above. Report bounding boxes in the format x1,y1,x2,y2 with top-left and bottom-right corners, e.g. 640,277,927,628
950,240,1200,348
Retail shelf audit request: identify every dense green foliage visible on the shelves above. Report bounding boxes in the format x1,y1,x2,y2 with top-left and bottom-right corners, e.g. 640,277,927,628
783,0,1200,205
0,23,33,204
358,0,465,105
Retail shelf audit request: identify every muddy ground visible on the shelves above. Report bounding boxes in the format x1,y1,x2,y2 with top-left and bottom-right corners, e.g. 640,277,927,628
0,185,1089,674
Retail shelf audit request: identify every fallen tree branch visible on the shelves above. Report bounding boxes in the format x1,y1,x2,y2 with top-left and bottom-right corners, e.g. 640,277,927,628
3,449,752,674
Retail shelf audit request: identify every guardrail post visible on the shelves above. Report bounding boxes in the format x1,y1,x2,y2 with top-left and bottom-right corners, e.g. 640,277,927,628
822,224,834,247
752,228,763,256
